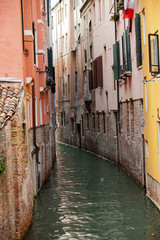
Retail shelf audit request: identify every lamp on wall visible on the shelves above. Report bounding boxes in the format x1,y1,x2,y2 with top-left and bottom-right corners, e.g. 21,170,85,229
148,34,159,75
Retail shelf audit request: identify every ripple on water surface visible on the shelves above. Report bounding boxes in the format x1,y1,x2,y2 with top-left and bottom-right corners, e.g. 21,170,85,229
24,143,160,240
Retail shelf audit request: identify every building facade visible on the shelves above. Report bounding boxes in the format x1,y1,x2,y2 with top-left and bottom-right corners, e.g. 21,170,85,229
141,0,160,208
53,0,145,186
0,0,55,239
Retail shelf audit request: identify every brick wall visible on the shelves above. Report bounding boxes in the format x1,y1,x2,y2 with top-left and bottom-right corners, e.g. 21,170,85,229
120,99,144,185
0,90,56,239
56,99,144,186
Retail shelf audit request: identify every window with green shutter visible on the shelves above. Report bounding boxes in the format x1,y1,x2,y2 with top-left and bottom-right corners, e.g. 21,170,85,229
47,48,53,77
135,13,142,67
47,0,50,27
113,41,120,80
122,29,132,72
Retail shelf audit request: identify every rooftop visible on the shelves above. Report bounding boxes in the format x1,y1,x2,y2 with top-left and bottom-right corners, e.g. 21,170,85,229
0,85,21,129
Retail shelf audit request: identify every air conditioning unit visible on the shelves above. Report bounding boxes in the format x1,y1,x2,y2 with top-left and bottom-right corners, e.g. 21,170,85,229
71,45,77,52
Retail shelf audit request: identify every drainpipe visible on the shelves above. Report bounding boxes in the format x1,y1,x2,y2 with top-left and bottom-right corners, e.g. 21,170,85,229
76,0,79,108
114,0,120,164
31,81,40,164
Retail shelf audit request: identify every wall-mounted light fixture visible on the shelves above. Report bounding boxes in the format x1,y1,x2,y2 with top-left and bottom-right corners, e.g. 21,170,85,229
148,34,159,75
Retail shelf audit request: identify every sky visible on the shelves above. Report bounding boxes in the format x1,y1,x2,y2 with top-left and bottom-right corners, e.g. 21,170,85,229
51,0,59,9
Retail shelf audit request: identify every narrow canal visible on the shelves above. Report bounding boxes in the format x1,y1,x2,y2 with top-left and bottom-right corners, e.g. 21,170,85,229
24,143,160,240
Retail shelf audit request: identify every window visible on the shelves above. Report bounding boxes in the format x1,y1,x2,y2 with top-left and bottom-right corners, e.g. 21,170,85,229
30,95,32,128
65,33,68,51
84,49,87,63
89,20,92,32
99,0,101,21
146,140,149,157
71,118,74,133
93,3,96,25
113,41,120,80
40,99,43,125
135,14,142,67
142,9,146,46
35,26,38,68
35,97,38,127
90,45,93,59
65,4,67,18
122,29,131,72
148,34,159,74
27,98,30,128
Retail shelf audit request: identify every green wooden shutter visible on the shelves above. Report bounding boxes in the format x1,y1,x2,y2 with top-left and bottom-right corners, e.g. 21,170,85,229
47,48,53,77
113,41,120,80
126,29,132,71
47,0,49,27
135,13,142,67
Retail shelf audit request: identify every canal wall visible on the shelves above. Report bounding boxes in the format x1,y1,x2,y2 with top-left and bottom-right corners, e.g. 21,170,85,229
56,99,145,186
0,93,55,240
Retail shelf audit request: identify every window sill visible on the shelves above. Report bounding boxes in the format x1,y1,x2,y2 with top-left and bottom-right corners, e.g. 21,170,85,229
138,65,142,70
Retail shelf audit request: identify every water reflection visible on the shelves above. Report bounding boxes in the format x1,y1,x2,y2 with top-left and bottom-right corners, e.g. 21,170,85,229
24,143,160,240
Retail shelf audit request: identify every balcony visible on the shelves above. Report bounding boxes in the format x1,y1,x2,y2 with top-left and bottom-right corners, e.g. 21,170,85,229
110,0,124,22
119,64,131,80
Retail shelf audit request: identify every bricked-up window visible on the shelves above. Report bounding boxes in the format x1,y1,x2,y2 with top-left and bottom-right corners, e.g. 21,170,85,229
71,118,74,133
68,75,70,97
92,113,95,131
130,101,134,139
63,111,66,126
103,112,106,133
97,112,100,132
75,72,77,93
82,115,84,136
86,113,89,130
126,102,129,136
61,112,63,126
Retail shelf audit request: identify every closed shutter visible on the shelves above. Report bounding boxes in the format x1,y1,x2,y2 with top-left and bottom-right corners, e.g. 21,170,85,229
47,48,53,77
135,13,142,67
97,56,103,87
122,33,126,69
47,0,49,26
126,30,132,71
89,70,93,91
93,59,97,88
113,41,120,80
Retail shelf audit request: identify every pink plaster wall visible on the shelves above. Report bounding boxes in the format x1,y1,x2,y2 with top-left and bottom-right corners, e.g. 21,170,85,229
0,0,24,79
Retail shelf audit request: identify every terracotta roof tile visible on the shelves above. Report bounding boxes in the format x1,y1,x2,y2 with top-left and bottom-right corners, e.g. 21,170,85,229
0,85,21,129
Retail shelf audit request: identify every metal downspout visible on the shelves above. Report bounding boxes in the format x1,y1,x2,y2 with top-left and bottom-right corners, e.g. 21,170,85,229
114,0,120,164
31,81,40,164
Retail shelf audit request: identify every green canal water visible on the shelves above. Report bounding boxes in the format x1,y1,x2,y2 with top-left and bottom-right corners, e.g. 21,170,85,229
24,143,160,240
